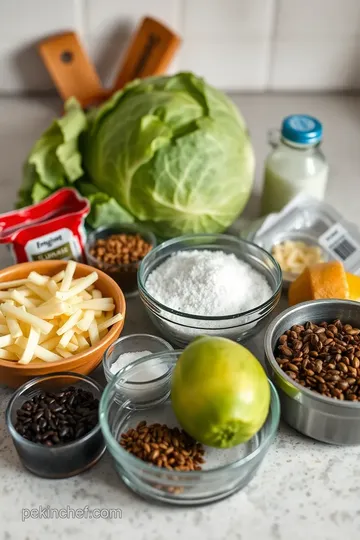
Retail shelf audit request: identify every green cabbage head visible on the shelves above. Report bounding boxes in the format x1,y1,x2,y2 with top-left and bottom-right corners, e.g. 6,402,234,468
19,72,255,237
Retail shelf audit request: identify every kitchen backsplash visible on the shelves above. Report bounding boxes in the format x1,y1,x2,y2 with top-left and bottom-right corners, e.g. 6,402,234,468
1,0,360,93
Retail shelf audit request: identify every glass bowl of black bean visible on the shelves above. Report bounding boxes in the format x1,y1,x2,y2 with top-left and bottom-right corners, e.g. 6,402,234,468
6,371,106,478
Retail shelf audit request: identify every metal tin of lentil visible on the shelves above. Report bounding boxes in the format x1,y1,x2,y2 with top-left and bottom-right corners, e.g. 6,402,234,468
264,299,360,445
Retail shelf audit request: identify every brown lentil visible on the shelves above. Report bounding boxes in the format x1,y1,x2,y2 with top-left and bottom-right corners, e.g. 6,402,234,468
275,319,360,401
120,421,205,472
90,233,152,267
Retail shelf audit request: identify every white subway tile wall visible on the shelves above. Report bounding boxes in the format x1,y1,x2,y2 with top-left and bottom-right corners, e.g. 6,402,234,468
0,0,360,92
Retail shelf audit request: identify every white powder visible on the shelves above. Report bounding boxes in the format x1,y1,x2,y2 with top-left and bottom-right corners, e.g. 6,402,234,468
146,250,272,317
110,350,152,375
110,350,167,382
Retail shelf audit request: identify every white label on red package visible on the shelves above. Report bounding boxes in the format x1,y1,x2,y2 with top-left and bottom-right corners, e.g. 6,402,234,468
24,228,82,261
0,188,90,264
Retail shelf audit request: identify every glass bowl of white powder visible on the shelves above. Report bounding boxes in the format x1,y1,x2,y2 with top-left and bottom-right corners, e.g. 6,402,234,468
138,234,282,347
103,333,173,385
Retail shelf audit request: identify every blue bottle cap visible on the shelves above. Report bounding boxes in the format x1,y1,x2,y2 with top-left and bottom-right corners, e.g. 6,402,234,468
281,115,323,145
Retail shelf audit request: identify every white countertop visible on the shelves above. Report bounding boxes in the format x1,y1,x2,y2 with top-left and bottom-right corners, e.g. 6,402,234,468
1,94,360,540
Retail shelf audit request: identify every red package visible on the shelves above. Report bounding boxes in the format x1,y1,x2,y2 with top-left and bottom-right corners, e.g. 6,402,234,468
0,188,90,263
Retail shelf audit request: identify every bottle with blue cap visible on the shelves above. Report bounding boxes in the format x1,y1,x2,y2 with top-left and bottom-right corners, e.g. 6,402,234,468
261,114,328,215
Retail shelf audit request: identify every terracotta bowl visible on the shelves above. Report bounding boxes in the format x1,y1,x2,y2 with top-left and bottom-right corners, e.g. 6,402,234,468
0,260,126,388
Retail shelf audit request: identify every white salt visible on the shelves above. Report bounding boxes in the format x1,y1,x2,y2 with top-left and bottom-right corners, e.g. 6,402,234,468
110,350,167,382
145,250,272,317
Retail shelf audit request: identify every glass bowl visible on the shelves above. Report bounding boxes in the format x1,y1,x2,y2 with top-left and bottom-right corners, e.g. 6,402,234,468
103,333,173,383
266,231,329,288
138,234,282,347
6,372,105,478
85,223,157,297
99,351,280,506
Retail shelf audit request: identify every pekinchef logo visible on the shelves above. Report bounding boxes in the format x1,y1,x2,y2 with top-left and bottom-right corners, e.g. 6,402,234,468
22,505,122,521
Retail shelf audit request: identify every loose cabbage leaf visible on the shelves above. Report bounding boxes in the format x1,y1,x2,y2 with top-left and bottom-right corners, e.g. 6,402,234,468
18,98,87,206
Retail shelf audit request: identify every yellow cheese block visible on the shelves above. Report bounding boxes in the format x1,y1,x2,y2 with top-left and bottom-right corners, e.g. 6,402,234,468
346,272,360,301
288,261,349,306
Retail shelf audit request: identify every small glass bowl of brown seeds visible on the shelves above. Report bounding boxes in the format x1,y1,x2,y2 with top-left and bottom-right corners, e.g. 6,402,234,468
85,224,156,297
99,350,280,505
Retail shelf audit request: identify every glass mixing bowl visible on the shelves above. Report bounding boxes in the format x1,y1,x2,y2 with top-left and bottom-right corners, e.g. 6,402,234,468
99,351,280,506
138,234,283,347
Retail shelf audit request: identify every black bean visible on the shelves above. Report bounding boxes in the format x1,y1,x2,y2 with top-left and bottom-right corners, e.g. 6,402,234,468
39,418,47,429
51,405,63,413
75,426,85,439
14,386,99,447
18,409,31,417
33,410,44,421
59,427,69,438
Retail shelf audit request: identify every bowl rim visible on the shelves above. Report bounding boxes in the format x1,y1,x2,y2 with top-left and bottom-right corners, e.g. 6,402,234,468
84,223,157,271
0,260,126,371
99,349,281,476
138,233,282,322
103,332,174,382
264,298,360,409
6,371,104,449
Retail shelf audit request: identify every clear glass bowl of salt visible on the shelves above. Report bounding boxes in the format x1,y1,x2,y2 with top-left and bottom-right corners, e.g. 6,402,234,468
103,334,174,401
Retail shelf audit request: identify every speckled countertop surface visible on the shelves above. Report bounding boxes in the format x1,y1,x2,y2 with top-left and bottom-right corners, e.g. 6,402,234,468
1,94,360,540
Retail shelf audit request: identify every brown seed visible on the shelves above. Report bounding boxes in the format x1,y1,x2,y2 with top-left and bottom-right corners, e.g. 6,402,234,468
143,443,151,453
338,362,348,373
275,318,360,401
279,345,293,357
315,327,325,334
150,449,160,461
288,363,299,372
315,360,323,373
342,356,350,366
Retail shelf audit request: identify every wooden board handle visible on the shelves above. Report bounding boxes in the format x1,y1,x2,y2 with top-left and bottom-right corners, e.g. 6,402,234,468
112,17,181,91
38,32,107,108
